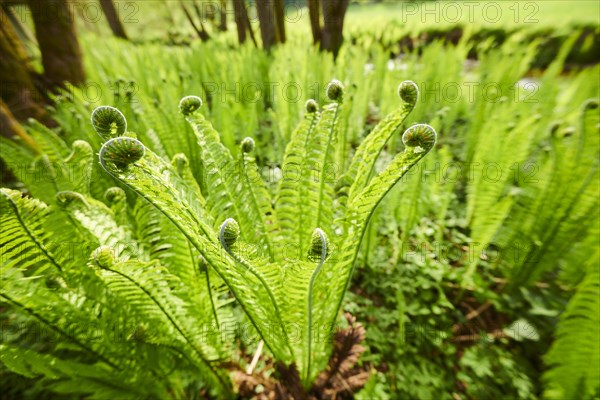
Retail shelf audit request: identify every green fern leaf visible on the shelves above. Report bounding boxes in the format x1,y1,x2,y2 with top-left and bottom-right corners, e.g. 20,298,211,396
343,80,419,205
543,258,600,400
0,188,62,274
275,101,321,259
99,144,293,362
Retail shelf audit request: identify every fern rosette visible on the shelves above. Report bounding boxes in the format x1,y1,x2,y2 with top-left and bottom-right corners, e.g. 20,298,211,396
88,79,436,388
0,79,436,396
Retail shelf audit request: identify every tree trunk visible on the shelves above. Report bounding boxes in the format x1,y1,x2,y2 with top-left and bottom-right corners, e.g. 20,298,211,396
242,4,258,48
2,3,35,43
320,0,349,58
0,99,39,152
181,1,210,42
273,0,285,43
233,0,246,43
28,0,85,90
232,0,257,47
99,0,128,39
219,0,227,31
0,7,54,126
307,0,321,45
256,0,277,50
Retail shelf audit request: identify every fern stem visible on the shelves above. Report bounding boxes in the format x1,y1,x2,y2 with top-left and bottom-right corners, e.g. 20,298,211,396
332,129,436,335
246,340,264,375
202,260,221,328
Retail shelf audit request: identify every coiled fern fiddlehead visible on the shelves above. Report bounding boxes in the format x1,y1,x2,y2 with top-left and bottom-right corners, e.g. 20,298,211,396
306,228,329,383
92,79,437,390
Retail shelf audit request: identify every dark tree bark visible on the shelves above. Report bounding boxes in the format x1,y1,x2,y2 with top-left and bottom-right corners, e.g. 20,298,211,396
219,0,227,31
2,3,35,43
273,0,285,43
233,0,247,43
99,0,128,39
307,0,349,58
320,0,349,58
0,7,54,126
307,0,321,45
181,0,210,42
0,99,39,151
256,0,277,50
232,0,257,47
28,0,85,90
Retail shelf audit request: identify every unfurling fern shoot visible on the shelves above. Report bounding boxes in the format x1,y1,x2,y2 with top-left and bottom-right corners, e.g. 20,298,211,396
99,137,145,170
402,123,437,150
398,79,419,106
219,217,240,249
92,245,116,269
179,95,203,116
104,186,126,203
306,228,329,383
91,106,146,172
91,106,127,140
305,99,318,114
325,79,344,102
241,137,255,153
85,79,436,391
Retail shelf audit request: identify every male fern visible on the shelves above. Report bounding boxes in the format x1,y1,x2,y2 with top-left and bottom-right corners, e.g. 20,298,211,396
1,79,436,396
96,79,436,387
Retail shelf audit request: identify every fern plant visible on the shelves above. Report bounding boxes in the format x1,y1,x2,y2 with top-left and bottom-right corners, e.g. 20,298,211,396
96,78,435,386
1,79,435,397
543,247,600,400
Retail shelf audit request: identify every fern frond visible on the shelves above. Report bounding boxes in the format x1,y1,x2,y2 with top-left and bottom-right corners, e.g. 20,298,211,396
171,152,206,208
343,80,419,205
0,135,109,204
275,101,321,259
64,140,95,195
132,197,231,333
55,191,140,262
91,255,232,395
218,218,291,348
306,228,330,384
278,259,317,381
133,197,196,277
104,187,128,225
99,143,292,362
0,188,61,274
543,257,600,400
27,120,71,161
0,344,169,400
0,268,132,374
304,81,344,252
239,138,278,258
180,100,261,242
323,124,437,340
506,99,599,286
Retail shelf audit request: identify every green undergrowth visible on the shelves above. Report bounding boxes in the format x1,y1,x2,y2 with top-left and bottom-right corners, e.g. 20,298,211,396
1,19,599,400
